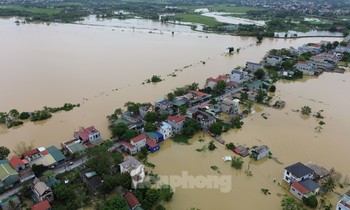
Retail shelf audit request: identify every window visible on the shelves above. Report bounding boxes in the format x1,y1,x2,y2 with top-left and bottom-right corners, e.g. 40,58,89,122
292,188,295,191
286,171,290,175
298,193,301,196
285,176,289,180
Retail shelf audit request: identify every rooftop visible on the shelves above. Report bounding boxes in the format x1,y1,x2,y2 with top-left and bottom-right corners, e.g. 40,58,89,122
305,162,329,178
285,162,314,178
130,134,147,143
124,192,140,209
120,156,143,172
30,154,56,167
168,115,186,123
75,126,99,141
31,200,51,210
0,160,18,181
46,146,65,162
9,156,25,169
291,181,309,195
299,179,320,192
146,138,159,148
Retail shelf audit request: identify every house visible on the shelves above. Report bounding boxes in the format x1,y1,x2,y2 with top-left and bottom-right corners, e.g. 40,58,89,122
251,145,270,160
31,177,54,202
220,98,240,115
79,168,103,195
188,91,212,107
9,156,28,171
144,132,164,143
158,122,173,139
290,179,320,200
146,138,160,153
294,61,317,75
46,146,65,164
204,77,219,89
130,134,147,152
192,109,216,129
31,200,51,210
336,190,350,210
123,192,141,210
120,157,145,189
305,162,329,180
247,80,263,91
218,75,230,83
120,142,138,155
18,167,35,183
233,145,250,157
230,69,249,84
122,112,142,124
139,103,153,119
274,100,286,108
245,61,263,72
22,148,41,162
283,162,314,184
28,148,57,168
0,160,19,189
167,115,186,134
61,139,87,155
0,196,21,210
266,55,283,66
74,126,101,143
155,99,173,115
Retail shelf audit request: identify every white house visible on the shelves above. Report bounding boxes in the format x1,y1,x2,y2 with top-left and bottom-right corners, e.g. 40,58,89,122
130,134,147,152
337,190,350,210
283,162,314,184
266,55,283,66
139,104,153,119
290,179,320,200
294,61,317,75
119,156,145,189
245,61,263,72
204,77,219,89
220,98,240,115
167,115,186,134
158,122,173,139
230,69,249,84
251,145,269,160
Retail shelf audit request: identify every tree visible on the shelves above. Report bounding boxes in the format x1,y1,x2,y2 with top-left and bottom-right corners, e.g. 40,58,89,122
124,102,141,114
107,108,122,123
121,129,138,140
0,146,10,160
19,112,30,120
32,164,48,177
231,117,244,129
321,176,336,193
332,41,339,49
240,92,248,101
209,123,223,136
9,109,19,119
214,80,227,94
281,195,306,210
86,145,123,175
109,123,128,139
208,141,217,151
340,41,348,47
159,184,174,201
55,184,76,202
255,90,267,103
257,34,263,43
13,141,34,156
301,106,312,115
269,85,276,93
144,112,159,123
182,119,201,137
179,106,187,115
43,170,55,180
231,157,244,169
101,195,128,210
225,142,236,150
144,122,157,132
167,92,175,101
156,205,166,210
302,195,318,208
254,69,265,80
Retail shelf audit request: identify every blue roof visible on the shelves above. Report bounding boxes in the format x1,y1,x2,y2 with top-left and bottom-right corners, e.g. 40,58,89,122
47,146,65,162
154,132,163,138
299,179,320,191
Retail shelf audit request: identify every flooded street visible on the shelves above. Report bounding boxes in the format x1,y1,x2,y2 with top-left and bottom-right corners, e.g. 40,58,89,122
0,17,348,209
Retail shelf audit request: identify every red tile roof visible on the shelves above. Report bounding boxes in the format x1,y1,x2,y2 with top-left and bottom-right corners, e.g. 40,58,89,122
146,138,159,148
228,81,237,87
123,192,140,209
190,90,207,98
121,141,134,149
218,75,229,81
40,150,49,156
75,126,97,141
298,61,308,65
130,134,147,143
168,115,186,123
9,156,25,168
31,200,51,210
207,77,219,83
198,103,209,109
23,149,38,157
291,182,309,195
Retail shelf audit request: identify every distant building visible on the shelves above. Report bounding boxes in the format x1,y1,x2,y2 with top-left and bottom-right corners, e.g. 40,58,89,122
245,61,263,72
0,196,21,210
220,98,240,115
74,126,101,143
251,145,270,160
120,157,145,189
9,156,28,171
294,61,318,75
192,109,216,129
266,55,283,66
204,77,219,89
336,190,350,210
167,115,186,134
130,134,147,152
290,179,320,200
138,103,153,119
283,162,314,184
158,122,173,139
79,168,103,195
305,162,329,180
230,69,249,84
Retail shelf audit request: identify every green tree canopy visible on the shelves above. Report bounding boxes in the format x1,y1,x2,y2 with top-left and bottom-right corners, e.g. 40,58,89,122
101,195,128,210
254,69,265,80
0,146,10,160
182,119,201,137
209,122,223,136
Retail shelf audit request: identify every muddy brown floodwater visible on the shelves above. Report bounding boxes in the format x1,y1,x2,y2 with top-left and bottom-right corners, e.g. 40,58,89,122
0,17,347,209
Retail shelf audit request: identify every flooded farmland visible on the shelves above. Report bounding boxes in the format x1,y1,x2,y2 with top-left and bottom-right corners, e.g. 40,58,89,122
0,17,348,209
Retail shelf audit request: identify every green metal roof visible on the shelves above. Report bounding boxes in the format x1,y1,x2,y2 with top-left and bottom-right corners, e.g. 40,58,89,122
47,146,65,162
0,161,18,181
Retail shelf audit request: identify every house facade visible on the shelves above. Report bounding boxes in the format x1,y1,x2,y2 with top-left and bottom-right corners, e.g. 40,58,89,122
9,156,27,171
192,110,216,129
139,104,153,119
266,55,283,66
294,61,317,75
283,162,314,184
130,134,147,152
120,157,145,189
204,77,219,89
337,190,350,210
74,126,101,142
290,179,320,200
31,177,54,202
167,115,186,134
220,98,240,115
230,69,249,84
251,145,269,160
158,122,173,139
146,138,160,153
245,61,263,72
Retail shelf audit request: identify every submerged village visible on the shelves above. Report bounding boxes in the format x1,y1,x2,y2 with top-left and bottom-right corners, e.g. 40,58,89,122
1,36,350,210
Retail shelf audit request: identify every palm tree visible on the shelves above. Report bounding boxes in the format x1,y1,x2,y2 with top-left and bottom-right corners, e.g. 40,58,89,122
321,176,336,193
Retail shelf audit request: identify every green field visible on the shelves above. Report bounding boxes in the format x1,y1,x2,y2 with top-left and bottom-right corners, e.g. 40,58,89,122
168,13,220,27
4,5,62,15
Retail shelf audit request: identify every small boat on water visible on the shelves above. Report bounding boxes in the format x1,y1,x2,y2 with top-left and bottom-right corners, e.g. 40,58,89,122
223,156,232,162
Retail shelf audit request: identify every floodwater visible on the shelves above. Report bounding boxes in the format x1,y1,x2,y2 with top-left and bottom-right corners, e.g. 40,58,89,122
0,17,347,209
202,12,266,26
150,72,350,209
275,30,343,38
